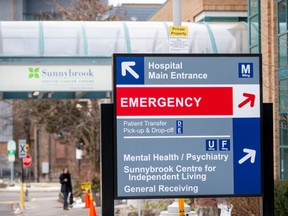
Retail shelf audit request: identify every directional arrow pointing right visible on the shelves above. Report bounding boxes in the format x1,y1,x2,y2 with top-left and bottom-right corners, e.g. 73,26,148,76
238,148,256,164
121,61,139,79
238,93,255,108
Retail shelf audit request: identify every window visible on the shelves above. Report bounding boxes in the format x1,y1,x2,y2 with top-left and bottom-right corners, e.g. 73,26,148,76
250,0,259,15
279,34,288,67
278,0,287,33
280,148,288,179
278,0,288,180
248,0,261,53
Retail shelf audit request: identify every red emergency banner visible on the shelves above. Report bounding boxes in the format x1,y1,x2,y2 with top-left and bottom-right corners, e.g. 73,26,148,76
116,87,233,116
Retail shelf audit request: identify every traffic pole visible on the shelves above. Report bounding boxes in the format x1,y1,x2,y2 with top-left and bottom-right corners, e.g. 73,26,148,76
20,160,24,208
178,198,185,216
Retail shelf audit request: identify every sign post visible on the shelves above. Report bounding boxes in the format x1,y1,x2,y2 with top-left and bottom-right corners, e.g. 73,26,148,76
114,54,262,199
7,140,16,182
18,139,27,208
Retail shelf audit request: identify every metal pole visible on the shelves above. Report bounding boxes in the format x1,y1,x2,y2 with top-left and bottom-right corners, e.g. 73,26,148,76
173,0,182,26
48,133,51,182
10,162,13,182
137,200,141,216
178,198,185,216
174,1,184,206
20,160,24,208
101,104,114,216
11,0,15,21
78,159,81,176
36,128,40,182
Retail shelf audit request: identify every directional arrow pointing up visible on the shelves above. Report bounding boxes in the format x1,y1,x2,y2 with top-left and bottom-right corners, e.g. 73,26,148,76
121,61,139,79
238,148,256,164
238,93,255,108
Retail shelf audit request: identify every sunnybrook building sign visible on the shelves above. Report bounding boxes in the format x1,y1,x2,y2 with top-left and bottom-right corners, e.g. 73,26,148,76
0,65,112,92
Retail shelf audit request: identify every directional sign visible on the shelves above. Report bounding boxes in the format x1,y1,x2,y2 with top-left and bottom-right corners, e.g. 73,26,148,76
121,61,139,79
8,154,15,162
18,139,27,158
114,54,262,199
7,140,16,155
238,93,256,108
238,148,256,164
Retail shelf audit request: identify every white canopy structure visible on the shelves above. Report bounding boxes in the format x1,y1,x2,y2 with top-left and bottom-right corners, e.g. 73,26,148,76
0,21,248,99
0,21,248,56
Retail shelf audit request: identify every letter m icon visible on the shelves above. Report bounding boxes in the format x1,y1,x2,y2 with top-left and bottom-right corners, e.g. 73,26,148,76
238,63,253,78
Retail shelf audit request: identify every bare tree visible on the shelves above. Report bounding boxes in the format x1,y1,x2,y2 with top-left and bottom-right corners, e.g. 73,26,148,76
13,99,101,178
43,0,119,21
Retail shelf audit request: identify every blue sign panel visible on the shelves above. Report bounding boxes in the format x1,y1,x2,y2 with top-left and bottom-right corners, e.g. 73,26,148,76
114,54,262,198
115,56,144,85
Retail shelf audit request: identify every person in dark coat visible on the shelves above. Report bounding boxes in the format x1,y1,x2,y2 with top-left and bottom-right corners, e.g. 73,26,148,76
59,168,72,210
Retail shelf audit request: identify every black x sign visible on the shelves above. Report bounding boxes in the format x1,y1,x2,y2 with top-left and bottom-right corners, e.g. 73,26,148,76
20,144,25,153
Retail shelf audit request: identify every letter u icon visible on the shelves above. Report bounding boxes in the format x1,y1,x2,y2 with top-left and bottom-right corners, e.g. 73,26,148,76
208,140,215,148
206,139,217,151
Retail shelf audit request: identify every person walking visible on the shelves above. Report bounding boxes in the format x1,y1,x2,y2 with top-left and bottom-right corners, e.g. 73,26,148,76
59,168,73,210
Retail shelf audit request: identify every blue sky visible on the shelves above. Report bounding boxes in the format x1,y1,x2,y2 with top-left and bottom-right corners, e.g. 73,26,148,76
109,0,167,5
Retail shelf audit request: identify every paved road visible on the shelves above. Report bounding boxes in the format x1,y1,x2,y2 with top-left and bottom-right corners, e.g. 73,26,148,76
0,190,101,216
0,191,18,216
23,196,92,216
0,190,58,202
0,203,14,216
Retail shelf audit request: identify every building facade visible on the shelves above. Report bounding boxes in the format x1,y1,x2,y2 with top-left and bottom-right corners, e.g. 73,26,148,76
0,0,110,21
115,3,162,21
0,0,71,21
275,0,288,180
249,0,286,181
149,0,247,22
0,0,161,22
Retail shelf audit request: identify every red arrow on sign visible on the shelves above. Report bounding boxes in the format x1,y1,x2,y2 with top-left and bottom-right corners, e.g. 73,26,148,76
238,93,256,108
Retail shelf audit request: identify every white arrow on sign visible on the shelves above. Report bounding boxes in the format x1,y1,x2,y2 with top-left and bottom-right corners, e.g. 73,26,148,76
238,148,256,164
121,61,139,79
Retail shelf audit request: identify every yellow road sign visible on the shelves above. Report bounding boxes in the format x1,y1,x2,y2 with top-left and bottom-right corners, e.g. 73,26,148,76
26,144,29,153
81,182,91,190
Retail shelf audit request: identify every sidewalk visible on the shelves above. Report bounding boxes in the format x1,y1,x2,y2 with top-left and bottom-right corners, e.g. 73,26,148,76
0,203,15,216
0,181,101,216
22,196,100,216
